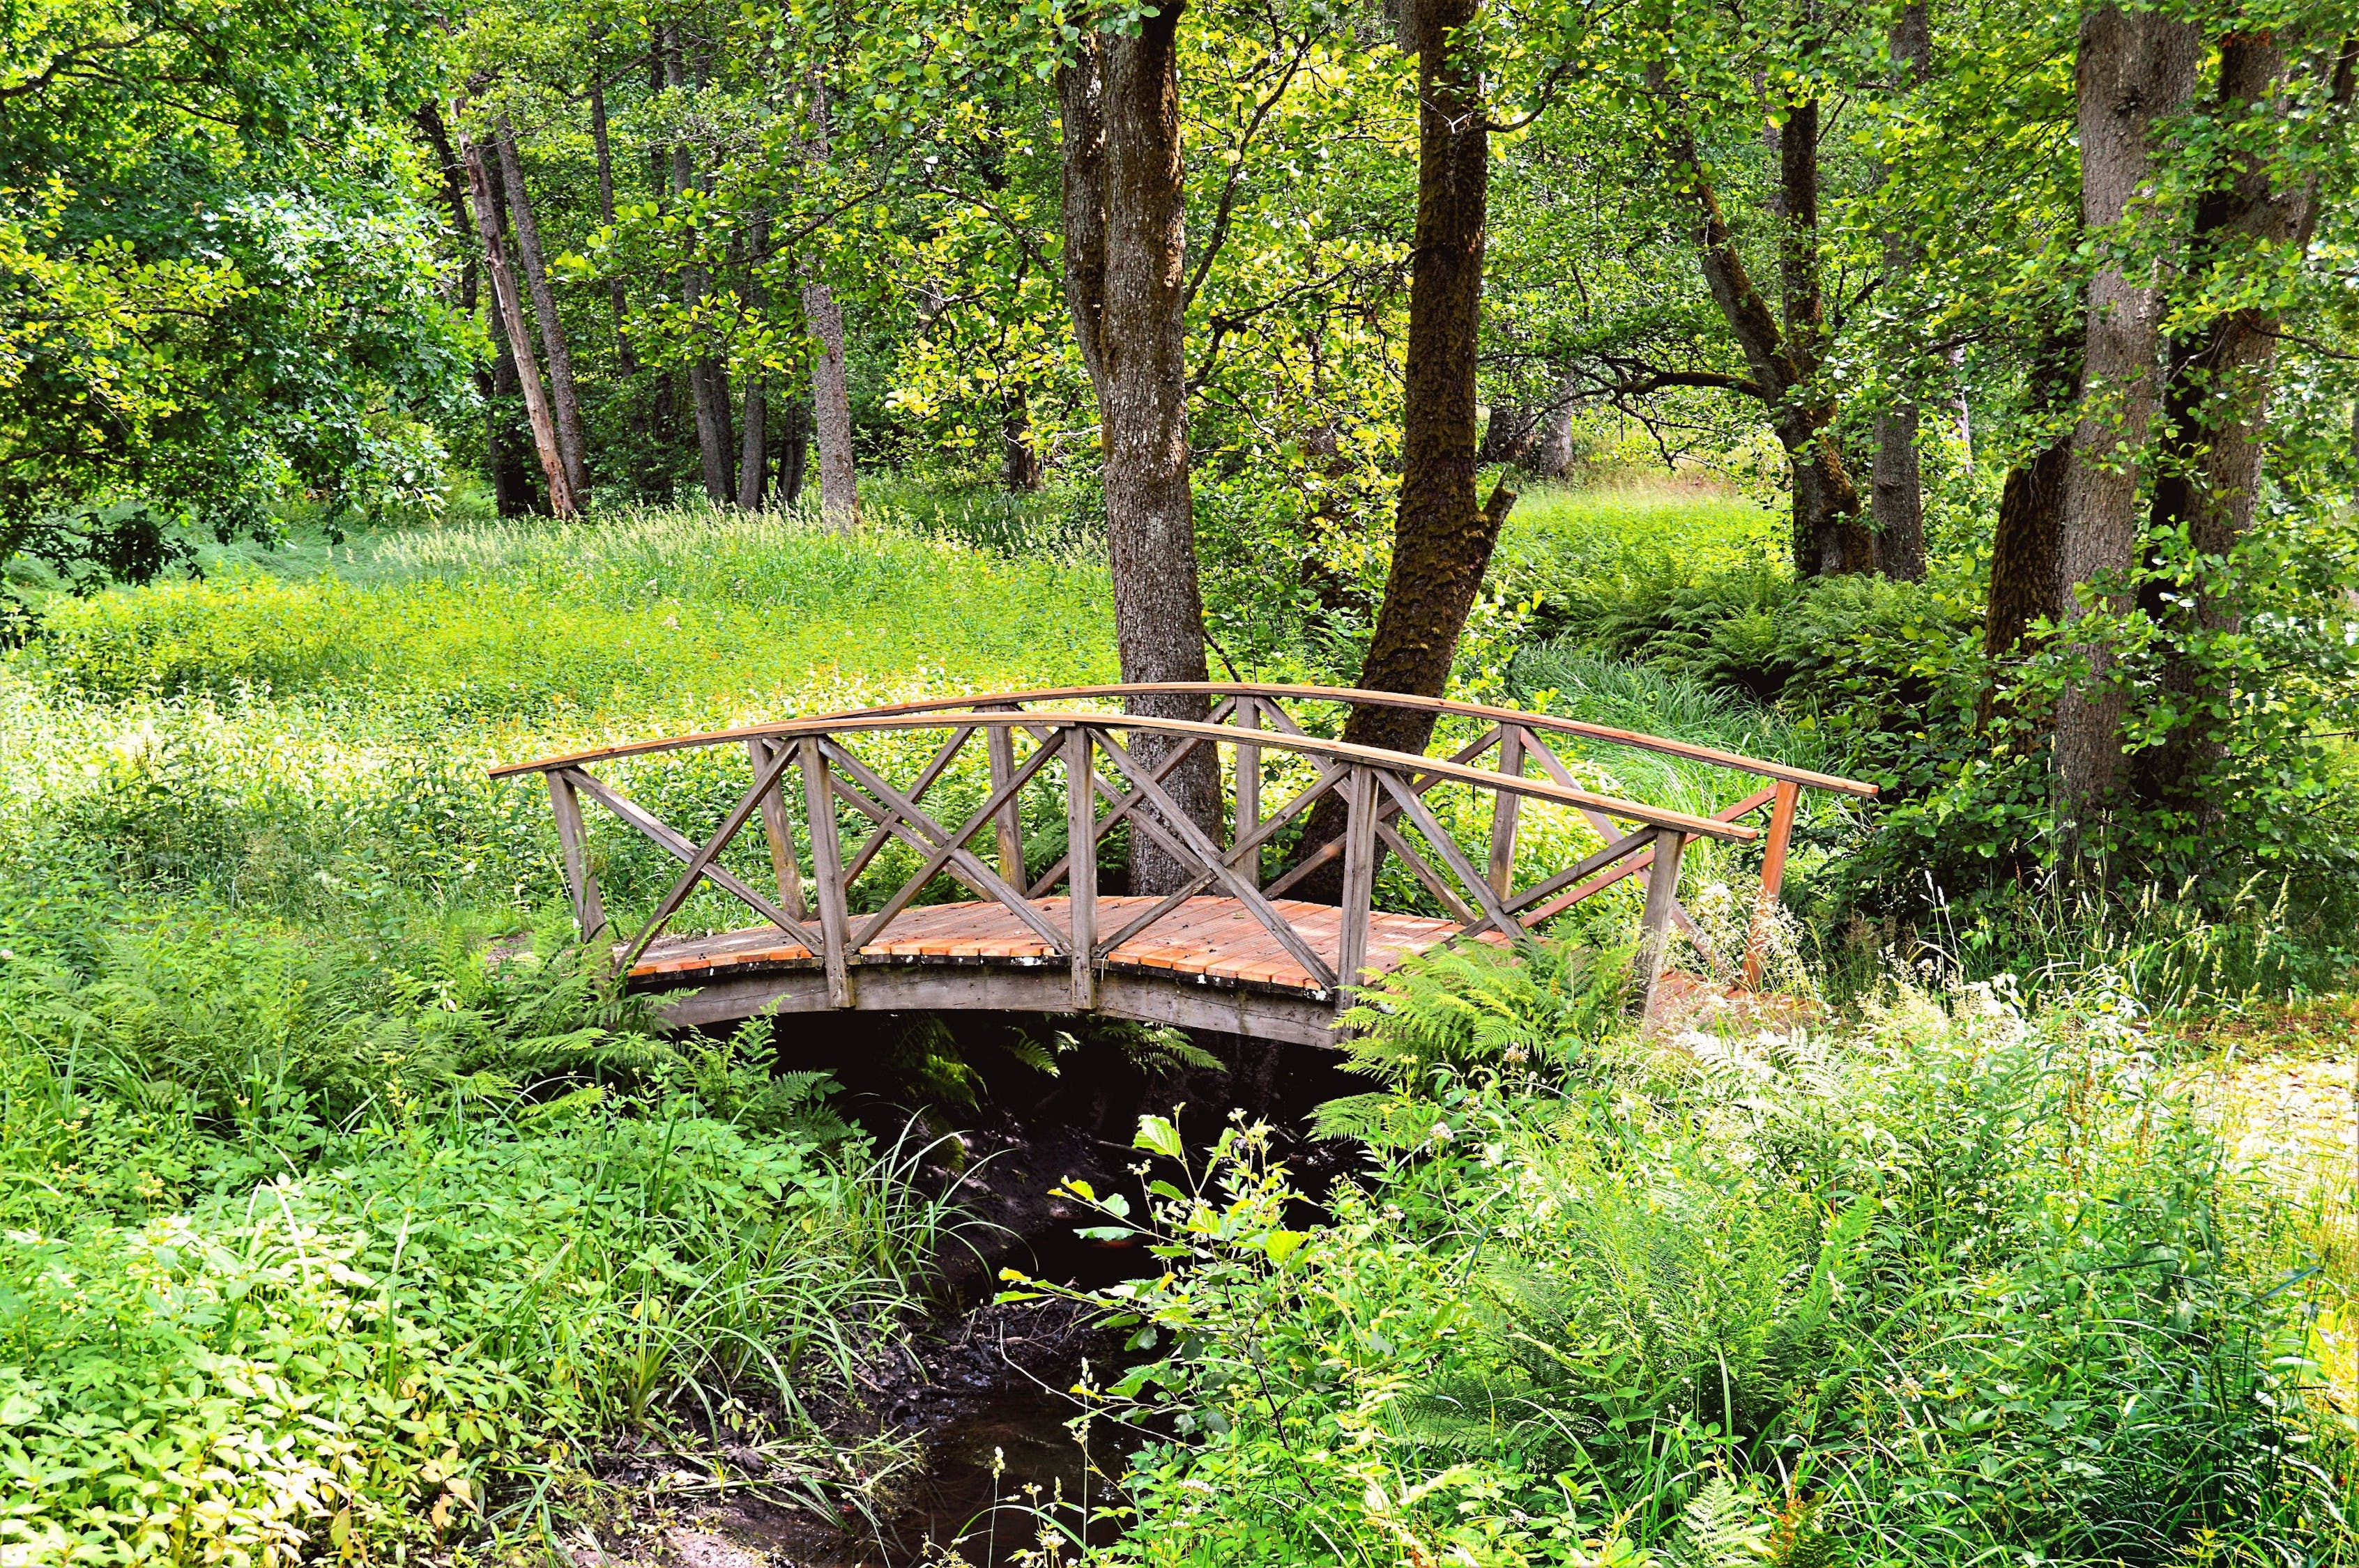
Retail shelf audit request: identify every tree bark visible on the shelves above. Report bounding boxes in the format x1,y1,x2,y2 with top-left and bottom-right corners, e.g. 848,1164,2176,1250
738,383,769,509
413,105,541,515
777,390,811,507
1058,9,1220,894
1477,403,1537,466
1870,0,1931,582
455,99,574,516
496,122,591,504
737,212,772,509
664,26,735,502
2135,36,2352,807
1347,0,1499,760
1980,324,2081,728
1536,365,1580,476
1288,0,1503,900
801,82,860,531
588,69,648,452
802,281,857,528
1001,383,1044,491
1656,85,1865,576
2052,4,2200,838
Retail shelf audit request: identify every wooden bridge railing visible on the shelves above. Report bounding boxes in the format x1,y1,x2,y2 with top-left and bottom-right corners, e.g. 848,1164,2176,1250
490,686,1875,1020
813,683,1876,986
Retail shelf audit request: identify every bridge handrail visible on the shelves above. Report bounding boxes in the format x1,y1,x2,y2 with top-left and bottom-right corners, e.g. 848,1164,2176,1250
493,687,1881,1006
832,683,1879,799
494,709,1756,843
491,682,1875,799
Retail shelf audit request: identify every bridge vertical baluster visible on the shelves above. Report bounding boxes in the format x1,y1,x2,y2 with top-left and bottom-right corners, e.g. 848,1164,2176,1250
797,736,855,1008
1635,828,1689,1024
1488,725,1526,898
745,737,807,924
1335,764,1379,1017
1235,697,1262,889
546,769,606,940
1743,779,1801,988
982,705,1025,887
1065,725,1097,1008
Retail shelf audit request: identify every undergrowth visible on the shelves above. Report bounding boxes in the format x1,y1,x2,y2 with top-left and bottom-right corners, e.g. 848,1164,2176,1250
1014,943,2359,1566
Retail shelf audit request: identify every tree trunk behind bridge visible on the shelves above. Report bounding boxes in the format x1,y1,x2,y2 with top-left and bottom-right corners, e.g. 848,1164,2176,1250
1059,13,1220,896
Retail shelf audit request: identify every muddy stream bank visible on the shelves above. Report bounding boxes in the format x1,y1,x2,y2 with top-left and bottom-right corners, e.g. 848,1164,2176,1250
573,1022,1357,1567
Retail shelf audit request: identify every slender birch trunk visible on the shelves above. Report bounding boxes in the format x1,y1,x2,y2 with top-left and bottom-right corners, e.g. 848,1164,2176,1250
496,121,590,503
455,100,573,517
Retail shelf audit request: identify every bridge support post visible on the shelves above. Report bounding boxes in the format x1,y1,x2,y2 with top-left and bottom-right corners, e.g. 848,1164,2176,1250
1334,764,1378,1019
1743,780,1800,990
745,737,807,924
1065,725,1098,1008
982,702,1025,887
797,737,855,1008
1635,828,1688,1024
546,769,606,939
1488,725,1526,897
1235,697,1262,888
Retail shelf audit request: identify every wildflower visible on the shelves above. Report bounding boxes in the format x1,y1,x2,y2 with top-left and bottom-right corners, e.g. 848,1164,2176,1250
1502,1044,1527,1064
1429,1121,1453,1145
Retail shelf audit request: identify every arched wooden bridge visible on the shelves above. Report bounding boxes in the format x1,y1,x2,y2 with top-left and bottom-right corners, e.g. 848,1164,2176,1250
491,685,1876,1045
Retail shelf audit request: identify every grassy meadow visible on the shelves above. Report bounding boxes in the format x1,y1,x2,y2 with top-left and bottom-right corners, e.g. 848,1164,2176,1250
1,480,2353,1566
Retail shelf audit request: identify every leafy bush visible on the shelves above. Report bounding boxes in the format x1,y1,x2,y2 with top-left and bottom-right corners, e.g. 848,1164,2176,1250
0,884,941,1566
1020,944,2357,1566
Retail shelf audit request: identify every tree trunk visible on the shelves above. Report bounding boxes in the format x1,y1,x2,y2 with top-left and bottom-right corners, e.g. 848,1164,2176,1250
664,27,734,502
2135,36,2351,808
2052,4,2200,838
589,70,647,451
486,332,540,515
1477,403,1537,466
1346,0,1497,760
413,105,540,516
455,101,574,516
1536,365,1579,476
738,383,769,509
1870,0,1932,583
1001,383,1044,491
1979,324,2080,728
802,281,858,528
777,391,811,508
1656,86,1865,576
801,82,860,531
1058,11,1219,895
1287,0,1502,900
736,212,772,510
496,122,591,504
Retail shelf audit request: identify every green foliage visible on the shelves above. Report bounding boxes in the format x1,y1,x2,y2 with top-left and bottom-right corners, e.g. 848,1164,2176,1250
1025,955,2358,1565
1,0,463,616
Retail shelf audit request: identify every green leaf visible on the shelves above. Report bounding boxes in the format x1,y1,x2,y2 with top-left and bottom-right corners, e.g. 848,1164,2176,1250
1135,1114,1184,1159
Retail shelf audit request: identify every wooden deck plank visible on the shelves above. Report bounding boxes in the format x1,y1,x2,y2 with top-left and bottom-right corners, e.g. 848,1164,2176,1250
627,898,1490,995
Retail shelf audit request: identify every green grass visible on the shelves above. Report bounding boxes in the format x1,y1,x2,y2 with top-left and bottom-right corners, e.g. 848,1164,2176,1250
11,477,2335,1566
22,504,1116,723
0,500,1120,1564
1023,951,2359,1567
1499,473,1787,578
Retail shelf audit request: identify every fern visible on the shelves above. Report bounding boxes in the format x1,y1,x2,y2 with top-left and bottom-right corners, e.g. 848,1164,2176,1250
1335,936,1630,1091
1671,1478,1773,1568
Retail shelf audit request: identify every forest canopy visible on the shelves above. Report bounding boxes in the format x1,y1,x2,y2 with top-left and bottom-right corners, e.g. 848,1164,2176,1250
6,0,2359,914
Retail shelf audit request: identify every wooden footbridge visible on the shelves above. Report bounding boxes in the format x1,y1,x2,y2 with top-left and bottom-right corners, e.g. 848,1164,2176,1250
491,685,1875,1045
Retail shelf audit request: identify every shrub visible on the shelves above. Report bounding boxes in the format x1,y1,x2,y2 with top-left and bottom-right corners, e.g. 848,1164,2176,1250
1018,944,2357,1566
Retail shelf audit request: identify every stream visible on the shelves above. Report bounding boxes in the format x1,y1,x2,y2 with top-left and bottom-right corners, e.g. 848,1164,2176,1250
581,1024,1354,1567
